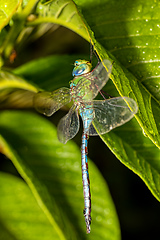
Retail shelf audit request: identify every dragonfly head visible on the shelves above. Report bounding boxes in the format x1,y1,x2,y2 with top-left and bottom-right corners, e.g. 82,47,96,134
72,60,92,77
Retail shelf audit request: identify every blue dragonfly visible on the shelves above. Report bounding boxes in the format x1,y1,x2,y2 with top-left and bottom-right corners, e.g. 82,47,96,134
33,59,138,233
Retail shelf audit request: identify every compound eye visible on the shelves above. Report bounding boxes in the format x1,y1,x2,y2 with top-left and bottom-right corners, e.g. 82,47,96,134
74,60,80,66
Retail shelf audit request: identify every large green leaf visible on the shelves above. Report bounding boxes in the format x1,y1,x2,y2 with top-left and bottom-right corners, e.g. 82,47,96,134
0,172,60,240
102,118,160,201
33,0,89,41
0,111,120,239
0,70,37,91
14,55,77,91
0,0,22,30
73,0,160,148
0,70,37,109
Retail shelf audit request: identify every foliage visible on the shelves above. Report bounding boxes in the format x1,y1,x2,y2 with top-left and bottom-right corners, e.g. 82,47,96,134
0,0,160,239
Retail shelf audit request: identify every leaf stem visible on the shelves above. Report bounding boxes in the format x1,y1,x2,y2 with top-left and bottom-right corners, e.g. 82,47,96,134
1,0,40,60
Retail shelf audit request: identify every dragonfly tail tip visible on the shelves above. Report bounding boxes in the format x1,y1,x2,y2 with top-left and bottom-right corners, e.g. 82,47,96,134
86,225,91,234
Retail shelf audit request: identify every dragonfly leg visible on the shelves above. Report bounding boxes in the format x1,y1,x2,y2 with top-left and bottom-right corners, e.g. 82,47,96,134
81,131,91,233
89,41,100,64
100,89,113,98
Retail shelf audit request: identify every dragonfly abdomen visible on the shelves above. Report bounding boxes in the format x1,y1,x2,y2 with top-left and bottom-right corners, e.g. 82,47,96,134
79,105,95,133
81,131,91,233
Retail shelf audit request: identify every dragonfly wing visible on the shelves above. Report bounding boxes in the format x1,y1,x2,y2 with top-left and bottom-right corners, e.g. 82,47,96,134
57,104,80,144
89,97,138,136
33,87,71,116
73,59,112,100
91,59,112,93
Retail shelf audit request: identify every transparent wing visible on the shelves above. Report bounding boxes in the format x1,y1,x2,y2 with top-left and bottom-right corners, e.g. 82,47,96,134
89,97,138,136
72,59,112,101
57,104,80,144
91,59,112,92
33,87,71,116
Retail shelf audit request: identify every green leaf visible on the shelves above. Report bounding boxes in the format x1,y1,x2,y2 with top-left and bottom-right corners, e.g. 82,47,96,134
101,118,160,201
0,70,37,91
72,0,160,148
0,172,60,240
31,0,89,41
0,70,38,109
0,0,22,30
0,111,120,239
14,55,77,91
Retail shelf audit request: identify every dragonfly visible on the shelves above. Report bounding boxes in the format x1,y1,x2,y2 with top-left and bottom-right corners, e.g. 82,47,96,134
33,58,138,233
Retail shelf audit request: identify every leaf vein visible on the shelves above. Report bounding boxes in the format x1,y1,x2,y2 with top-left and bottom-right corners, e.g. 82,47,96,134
54,2,70,19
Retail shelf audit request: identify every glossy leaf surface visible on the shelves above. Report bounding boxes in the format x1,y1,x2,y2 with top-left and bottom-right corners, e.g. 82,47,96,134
0,0,22,30
0,172,60,240
34,0,89,41
0,111,120,240
73,0,160,148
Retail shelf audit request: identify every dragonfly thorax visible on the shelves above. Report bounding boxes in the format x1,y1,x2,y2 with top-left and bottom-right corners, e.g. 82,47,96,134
72,60,92,77
70,76,94,103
